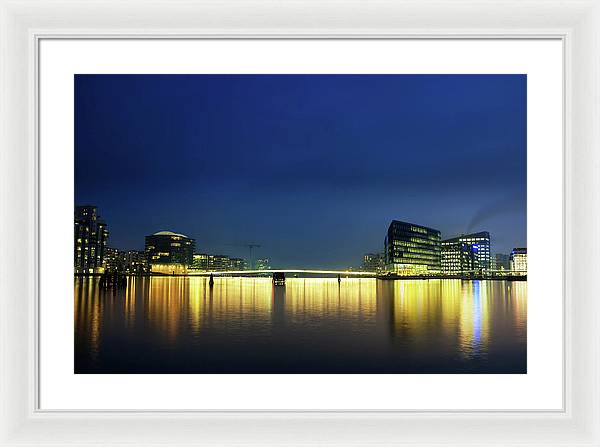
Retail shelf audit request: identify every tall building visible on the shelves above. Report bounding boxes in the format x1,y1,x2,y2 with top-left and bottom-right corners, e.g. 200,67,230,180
74,205,109,274
145,231,195,274
441,231,491,273
510,247,527,273
384,220,441,274
362,253,385,273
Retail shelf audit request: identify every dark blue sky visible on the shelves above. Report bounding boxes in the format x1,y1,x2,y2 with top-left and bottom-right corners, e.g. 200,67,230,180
75,74,526,269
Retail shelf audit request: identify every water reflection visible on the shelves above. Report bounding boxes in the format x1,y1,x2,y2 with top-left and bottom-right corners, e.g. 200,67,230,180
74,277,526,373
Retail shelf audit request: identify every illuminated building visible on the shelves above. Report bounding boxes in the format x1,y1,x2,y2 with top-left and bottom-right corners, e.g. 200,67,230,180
441,240,471,273
74,205,109,274
145,231,195,274
256,258,270,270
104,248,149,274
191,253,238,271
103,247,121,273
192,253,209,270
441,232,491,273
362,253,385,273
229,258,247,271
384,221,441,274
209,255,231,271
510,247,527,272
125,250,149,274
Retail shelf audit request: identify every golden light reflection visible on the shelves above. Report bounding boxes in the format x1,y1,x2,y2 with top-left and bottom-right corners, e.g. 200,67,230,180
206,277,273,328
386,279,516,361
458,281,490,359
283,278,378,323
75,276,527,372
146,277,189,343
124,277,135,328
74,277,103,362
508,281,528,336
388,280,459,345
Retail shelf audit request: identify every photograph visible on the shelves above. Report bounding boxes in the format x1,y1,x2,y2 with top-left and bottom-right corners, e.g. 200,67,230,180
74,74,527,374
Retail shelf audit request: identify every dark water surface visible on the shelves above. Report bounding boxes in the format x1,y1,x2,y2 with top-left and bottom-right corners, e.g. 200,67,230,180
74,277,527,373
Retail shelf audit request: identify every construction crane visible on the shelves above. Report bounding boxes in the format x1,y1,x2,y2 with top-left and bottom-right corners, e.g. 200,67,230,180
224,243,261,269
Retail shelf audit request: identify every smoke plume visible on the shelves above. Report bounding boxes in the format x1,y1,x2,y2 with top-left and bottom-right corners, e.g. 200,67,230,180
466,194,524,233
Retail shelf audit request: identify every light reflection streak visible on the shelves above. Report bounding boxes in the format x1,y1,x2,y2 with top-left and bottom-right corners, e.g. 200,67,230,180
75,276,527,373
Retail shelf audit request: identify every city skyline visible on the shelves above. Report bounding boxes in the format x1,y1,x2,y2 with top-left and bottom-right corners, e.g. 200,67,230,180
75,203,525,273
75,74,526,269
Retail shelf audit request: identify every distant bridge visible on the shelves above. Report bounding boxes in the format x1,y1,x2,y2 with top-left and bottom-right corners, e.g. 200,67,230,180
180,269,526,281
187,269,378,277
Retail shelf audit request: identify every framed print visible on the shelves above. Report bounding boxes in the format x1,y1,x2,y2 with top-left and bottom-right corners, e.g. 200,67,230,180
40,38,561,411
1,0,600,446
70,72,529,377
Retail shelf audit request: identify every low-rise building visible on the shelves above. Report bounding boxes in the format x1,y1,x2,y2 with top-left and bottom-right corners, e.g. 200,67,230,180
191,253,243,271
228,258,247,271
510,247,527,273
209,254,231,271
105,248,149,274
192,253,209,271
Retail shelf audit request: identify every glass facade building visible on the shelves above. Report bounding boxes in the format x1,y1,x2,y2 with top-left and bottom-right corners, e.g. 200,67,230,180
74,205,109,274
145,231,195,273
441,231,491,273
384,221,441,274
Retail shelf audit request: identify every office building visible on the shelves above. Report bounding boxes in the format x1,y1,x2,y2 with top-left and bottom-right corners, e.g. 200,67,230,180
510,247,527,273
384,220,441,274
441,231,491,273
74,205,109,274
145,231,195,274
441,239,472,273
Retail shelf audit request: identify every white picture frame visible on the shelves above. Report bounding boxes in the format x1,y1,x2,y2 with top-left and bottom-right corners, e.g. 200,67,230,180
1,0,598,445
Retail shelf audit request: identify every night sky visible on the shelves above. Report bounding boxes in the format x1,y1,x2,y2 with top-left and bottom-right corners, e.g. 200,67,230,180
75,74,526,269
